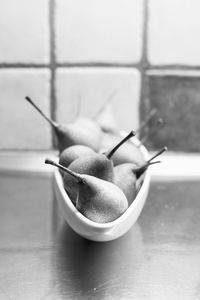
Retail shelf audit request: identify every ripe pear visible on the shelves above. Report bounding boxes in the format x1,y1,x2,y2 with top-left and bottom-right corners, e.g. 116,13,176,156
101,132,145,166
65,130,136,192
67,153,114,185
114,147,167,205
56,131,135,204
59,145,95,168
100,108,159,166
45,159,128,223
25,96,102,152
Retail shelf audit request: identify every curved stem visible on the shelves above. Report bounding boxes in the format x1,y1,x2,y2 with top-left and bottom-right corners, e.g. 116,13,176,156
25,96,58,129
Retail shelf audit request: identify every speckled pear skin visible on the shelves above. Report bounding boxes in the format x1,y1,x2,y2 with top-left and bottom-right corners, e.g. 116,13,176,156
69,153,114,181
63,173,77,204
63,130,138,203
75,175,128,223
63,153,114,204
114,147,167,205
59,145,95,169
54,122,102,153
114,163,138,206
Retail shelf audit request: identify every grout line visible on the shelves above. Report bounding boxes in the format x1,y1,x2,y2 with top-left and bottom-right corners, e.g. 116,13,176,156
49,0,57,148
146,65,200,71
141,0,149,70
146,69,200,76
56,63,142,68
0,64,49,68
139,0,150,138
1,63,200,72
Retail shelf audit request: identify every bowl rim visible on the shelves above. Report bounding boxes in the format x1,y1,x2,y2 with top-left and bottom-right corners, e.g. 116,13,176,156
54,135,150,229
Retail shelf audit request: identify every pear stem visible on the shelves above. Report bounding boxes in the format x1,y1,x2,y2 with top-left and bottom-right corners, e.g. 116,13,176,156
135,108,158,135
25,96,58,129
45,159,84,183
106,130,135,159
147,146,168,163
134,146,167,179
134,160,161,179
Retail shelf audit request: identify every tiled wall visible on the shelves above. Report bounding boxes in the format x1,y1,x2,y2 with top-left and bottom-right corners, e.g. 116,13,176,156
1,0,200,152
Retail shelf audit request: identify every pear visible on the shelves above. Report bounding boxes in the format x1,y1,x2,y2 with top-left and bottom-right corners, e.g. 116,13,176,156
59,145,95,176
66,152,114,184
101,132,145,166
100,108,159,166
65,130,135,189
114,147,167,205
45,159,128,223
25,96,102,152
114,161,159,205
57,131,135,204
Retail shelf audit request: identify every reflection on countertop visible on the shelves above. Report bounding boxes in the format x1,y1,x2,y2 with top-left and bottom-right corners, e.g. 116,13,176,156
0,171,200,299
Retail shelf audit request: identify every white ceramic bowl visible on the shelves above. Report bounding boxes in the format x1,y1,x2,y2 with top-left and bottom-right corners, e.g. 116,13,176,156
53,137,150,242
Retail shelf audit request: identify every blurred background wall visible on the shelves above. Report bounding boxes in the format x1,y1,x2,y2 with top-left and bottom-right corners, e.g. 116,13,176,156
0,0,200,152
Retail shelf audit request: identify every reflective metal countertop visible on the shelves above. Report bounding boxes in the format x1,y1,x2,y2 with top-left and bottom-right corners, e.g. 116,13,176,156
0,171,200,299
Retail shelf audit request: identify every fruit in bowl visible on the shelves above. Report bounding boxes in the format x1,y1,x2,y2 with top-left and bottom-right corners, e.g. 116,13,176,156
25,94,167,241
45,138,166,242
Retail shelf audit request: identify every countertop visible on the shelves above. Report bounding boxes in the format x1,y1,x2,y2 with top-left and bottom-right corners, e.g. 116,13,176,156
0,169,200,300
